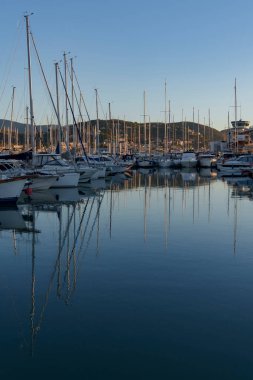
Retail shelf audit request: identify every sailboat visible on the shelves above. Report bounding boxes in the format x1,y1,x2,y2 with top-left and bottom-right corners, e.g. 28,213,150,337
22,15,83,188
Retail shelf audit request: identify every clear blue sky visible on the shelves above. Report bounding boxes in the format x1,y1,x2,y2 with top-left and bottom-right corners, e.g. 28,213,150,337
0,0,252,130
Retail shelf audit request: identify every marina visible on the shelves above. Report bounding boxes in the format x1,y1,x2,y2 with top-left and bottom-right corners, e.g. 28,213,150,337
1,169,253,378
1,1,253,378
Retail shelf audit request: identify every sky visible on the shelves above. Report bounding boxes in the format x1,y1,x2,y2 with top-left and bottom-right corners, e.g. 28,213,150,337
0,0,253,131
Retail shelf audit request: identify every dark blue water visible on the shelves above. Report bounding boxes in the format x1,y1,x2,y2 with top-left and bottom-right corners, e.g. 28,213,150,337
1,169,253,379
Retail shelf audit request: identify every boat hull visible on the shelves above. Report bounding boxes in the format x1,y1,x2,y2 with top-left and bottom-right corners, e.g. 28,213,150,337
0,177,27,203
50,172,80,188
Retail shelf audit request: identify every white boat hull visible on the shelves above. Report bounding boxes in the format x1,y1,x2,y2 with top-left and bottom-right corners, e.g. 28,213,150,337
24,174,59,191
0,177,27,203
49,172,80,188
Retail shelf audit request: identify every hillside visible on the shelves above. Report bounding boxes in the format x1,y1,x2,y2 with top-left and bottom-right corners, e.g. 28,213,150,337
0,119,223,149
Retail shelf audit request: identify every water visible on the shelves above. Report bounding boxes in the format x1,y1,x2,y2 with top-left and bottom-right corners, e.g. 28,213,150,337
1,169,253,379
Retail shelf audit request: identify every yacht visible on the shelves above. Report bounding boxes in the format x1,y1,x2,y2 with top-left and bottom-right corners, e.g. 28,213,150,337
0,159,59,191
38,157,80,187
197,153,217,168
180,152,197,168
218,154,253,176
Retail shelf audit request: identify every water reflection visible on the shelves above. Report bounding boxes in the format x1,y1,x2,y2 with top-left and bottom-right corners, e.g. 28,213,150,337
1,169,253,371
0,206,34,232
0,186,106,356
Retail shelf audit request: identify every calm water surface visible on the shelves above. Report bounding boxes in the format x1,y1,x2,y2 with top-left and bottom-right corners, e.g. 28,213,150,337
1,169,253,379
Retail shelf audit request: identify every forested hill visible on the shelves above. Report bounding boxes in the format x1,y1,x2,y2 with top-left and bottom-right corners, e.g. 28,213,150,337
0,118,223,142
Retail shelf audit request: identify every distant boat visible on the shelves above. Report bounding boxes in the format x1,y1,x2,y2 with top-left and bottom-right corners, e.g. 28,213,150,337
218,154,253,176
197,153,217,168
135,156,156,168
180,151,197,168
0,149,33,161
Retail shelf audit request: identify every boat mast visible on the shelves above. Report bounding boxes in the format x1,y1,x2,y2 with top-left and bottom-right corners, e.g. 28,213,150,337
25,106,29,149
164,81,167,154
208,108,211,147
197,109,200,152
234,78,238,154
95,88,99,154
143,90,146,155
25,14,35,153
168,99,171,151
108,102,111,154
9,86,16,150
148,116,151,156
63,52,69,148
70,57,76,151
192,106,194,150
203,117,206,150
54,62,61,153
227,111,230,150
124,116,127,155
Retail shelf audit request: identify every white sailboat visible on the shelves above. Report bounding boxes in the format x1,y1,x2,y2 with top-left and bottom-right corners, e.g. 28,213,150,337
36,154,80,187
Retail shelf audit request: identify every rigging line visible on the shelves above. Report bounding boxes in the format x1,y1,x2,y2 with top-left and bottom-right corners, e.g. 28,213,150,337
76,191,106,277
71,66,91,122
97,91,106,119
35,63,56,125
32,199,90,326
57,65,89,162
0,18,24,104
65,61,87,148
58,204,76,255
29,31,67,151
0,97,12,132
63,200,90,279
66,61,89,132
62,194,97,301
74,196,97,259
73,195,98,266
62,200,91,301
32,202,80,334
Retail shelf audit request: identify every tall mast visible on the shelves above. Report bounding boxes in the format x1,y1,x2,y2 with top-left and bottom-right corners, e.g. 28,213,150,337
63,52,69,147
70,57,76,150
164,81,167,153
95,88,99,154
143,90,146,154
208,108,211,146
25,14,35,153
124,116,127,154
192,106,194,150
234,78,238,153
25,106,29,149
203,117,206,150
108,102,112,154
148,116,151,156
168,99,171,151
9,86,15,150
227,110,230,150
197,109,200,152
54,62,61,153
